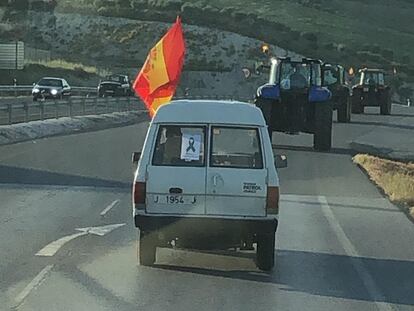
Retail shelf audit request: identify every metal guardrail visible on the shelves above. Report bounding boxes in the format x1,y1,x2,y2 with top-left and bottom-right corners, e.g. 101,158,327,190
0,85,98,97
0,96,145,125
0,95,253,126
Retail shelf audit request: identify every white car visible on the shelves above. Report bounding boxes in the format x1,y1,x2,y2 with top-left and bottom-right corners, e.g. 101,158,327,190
132,100,287,271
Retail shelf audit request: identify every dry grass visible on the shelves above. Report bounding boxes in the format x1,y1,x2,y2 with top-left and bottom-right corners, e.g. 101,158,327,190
26,59,99,74
353,154,414,214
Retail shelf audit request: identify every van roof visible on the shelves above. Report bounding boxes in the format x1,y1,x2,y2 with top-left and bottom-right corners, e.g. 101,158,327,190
153,100,266,126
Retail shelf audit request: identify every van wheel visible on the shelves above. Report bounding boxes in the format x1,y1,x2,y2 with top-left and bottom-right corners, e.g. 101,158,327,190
256,233,275,271
313,102,333,151
139,231,157,266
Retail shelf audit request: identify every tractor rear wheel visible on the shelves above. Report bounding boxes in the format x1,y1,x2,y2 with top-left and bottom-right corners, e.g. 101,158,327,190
351,90,364,114
337,97,351,123
254,97,273,140
380,91,392,115
314,102,333,151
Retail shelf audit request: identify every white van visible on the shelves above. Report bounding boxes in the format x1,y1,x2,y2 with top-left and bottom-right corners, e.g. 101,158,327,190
132,100,287,271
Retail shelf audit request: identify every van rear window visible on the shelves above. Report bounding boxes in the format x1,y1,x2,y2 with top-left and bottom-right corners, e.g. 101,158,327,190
210,127,263,169
152,125,206,167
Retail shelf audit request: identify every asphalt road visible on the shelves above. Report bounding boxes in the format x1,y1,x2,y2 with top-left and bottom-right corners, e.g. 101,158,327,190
0,107,413,311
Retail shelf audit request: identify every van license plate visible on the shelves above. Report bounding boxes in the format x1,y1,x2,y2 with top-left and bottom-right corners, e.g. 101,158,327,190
154,195,196,204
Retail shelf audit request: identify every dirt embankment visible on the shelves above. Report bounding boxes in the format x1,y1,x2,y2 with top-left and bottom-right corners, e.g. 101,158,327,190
354,154,414,219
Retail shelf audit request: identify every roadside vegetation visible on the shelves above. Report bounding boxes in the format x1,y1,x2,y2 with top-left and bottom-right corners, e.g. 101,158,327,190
0,63,101,86
55,1,414,70
354,154,414,218
27,59,111,77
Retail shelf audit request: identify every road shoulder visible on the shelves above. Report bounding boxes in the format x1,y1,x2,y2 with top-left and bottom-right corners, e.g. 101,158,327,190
0,111,148,146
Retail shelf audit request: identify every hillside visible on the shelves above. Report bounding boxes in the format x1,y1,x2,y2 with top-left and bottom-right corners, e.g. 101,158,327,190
0,0,413,98
54,1,414,73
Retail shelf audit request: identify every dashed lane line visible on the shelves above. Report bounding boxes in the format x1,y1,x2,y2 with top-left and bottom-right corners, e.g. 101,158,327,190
13,265,54,308
100,199,120,217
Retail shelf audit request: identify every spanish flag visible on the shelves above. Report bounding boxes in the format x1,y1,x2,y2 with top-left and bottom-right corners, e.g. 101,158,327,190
133,17,186,117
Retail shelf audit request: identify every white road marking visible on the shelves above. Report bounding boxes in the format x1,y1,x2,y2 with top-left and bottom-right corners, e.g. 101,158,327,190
76,223,125,236
14,265,54,307
318,196,395,311
100,199,120,217
36,232,88,257
36,223,126,257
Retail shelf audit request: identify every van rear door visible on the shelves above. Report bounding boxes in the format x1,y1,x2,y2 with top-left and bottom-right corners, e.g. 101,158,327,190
206,126,267,217
146,125,207,215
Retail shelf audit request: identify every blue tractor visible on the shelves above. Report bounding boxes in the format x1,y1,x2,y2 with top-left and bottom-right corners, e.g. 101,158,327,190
255,57,333,151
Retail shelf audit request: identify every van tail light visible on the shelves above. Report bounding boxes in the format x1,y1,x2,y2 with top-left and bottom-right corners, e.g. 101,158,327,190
133,182,146,205
266,186,279,215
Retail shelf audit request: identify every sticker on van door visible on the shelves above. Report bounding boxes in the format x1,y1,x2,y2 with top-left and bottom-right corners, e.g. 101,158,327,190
180,133,202,161
243,182,262,193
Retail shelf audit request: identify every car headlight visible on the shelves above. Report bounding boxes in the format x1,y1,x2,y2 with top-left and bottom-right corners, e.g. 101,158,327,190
51,89,58,95
33,88,40,93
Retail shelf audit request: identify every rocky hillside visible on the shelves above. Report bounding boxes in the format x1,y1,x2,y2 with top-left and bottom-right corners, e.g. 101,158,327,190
1,0,413,99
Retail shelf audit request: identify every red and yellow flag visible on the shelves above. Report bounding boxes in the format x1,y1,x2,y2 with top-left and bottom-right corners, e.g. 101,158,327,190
133,17,186,116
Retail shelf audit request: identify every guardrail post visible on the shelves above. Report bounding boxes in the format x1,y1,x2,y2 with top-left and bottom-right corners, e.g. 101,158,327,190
117,98,121,112
40,102,44,120
24,103,29,122
7,104,12,124
55,101,59,118
105,96,109,113
68,97,73,117
82,97,86,115
94,97,98,114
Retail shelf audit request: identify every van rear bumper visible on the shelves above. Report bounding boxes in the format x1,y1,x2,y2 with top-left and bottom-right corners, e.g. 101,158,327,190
134,211,278,239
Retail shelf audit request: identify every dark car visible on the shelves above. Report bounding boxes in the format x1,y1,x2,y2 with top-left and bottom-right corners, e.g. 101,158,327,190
351,68,391,115
97,74,133,97
32,77,71,101
255,57,333,151
322,64,352,123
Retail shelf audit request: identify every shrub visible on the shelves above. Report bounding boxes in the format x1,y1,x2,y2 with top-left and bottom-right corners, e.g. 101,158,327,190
148,0,182,11
356,51,386,64
402,54,411,65
336,43,346,52
73,66,90,79
301,32,317,42
226,44,236,57
381,48,394,60
9,0,29,10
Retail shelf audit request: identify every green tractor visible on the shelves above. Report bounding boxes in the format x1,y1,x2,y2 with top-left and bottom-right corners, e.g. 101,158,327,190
351,68,392,115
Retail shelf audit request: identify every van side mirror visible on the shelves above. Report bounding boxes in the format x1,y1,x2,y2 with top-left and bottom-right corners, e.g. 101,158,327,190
274,154,287,168
132,152,141,164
